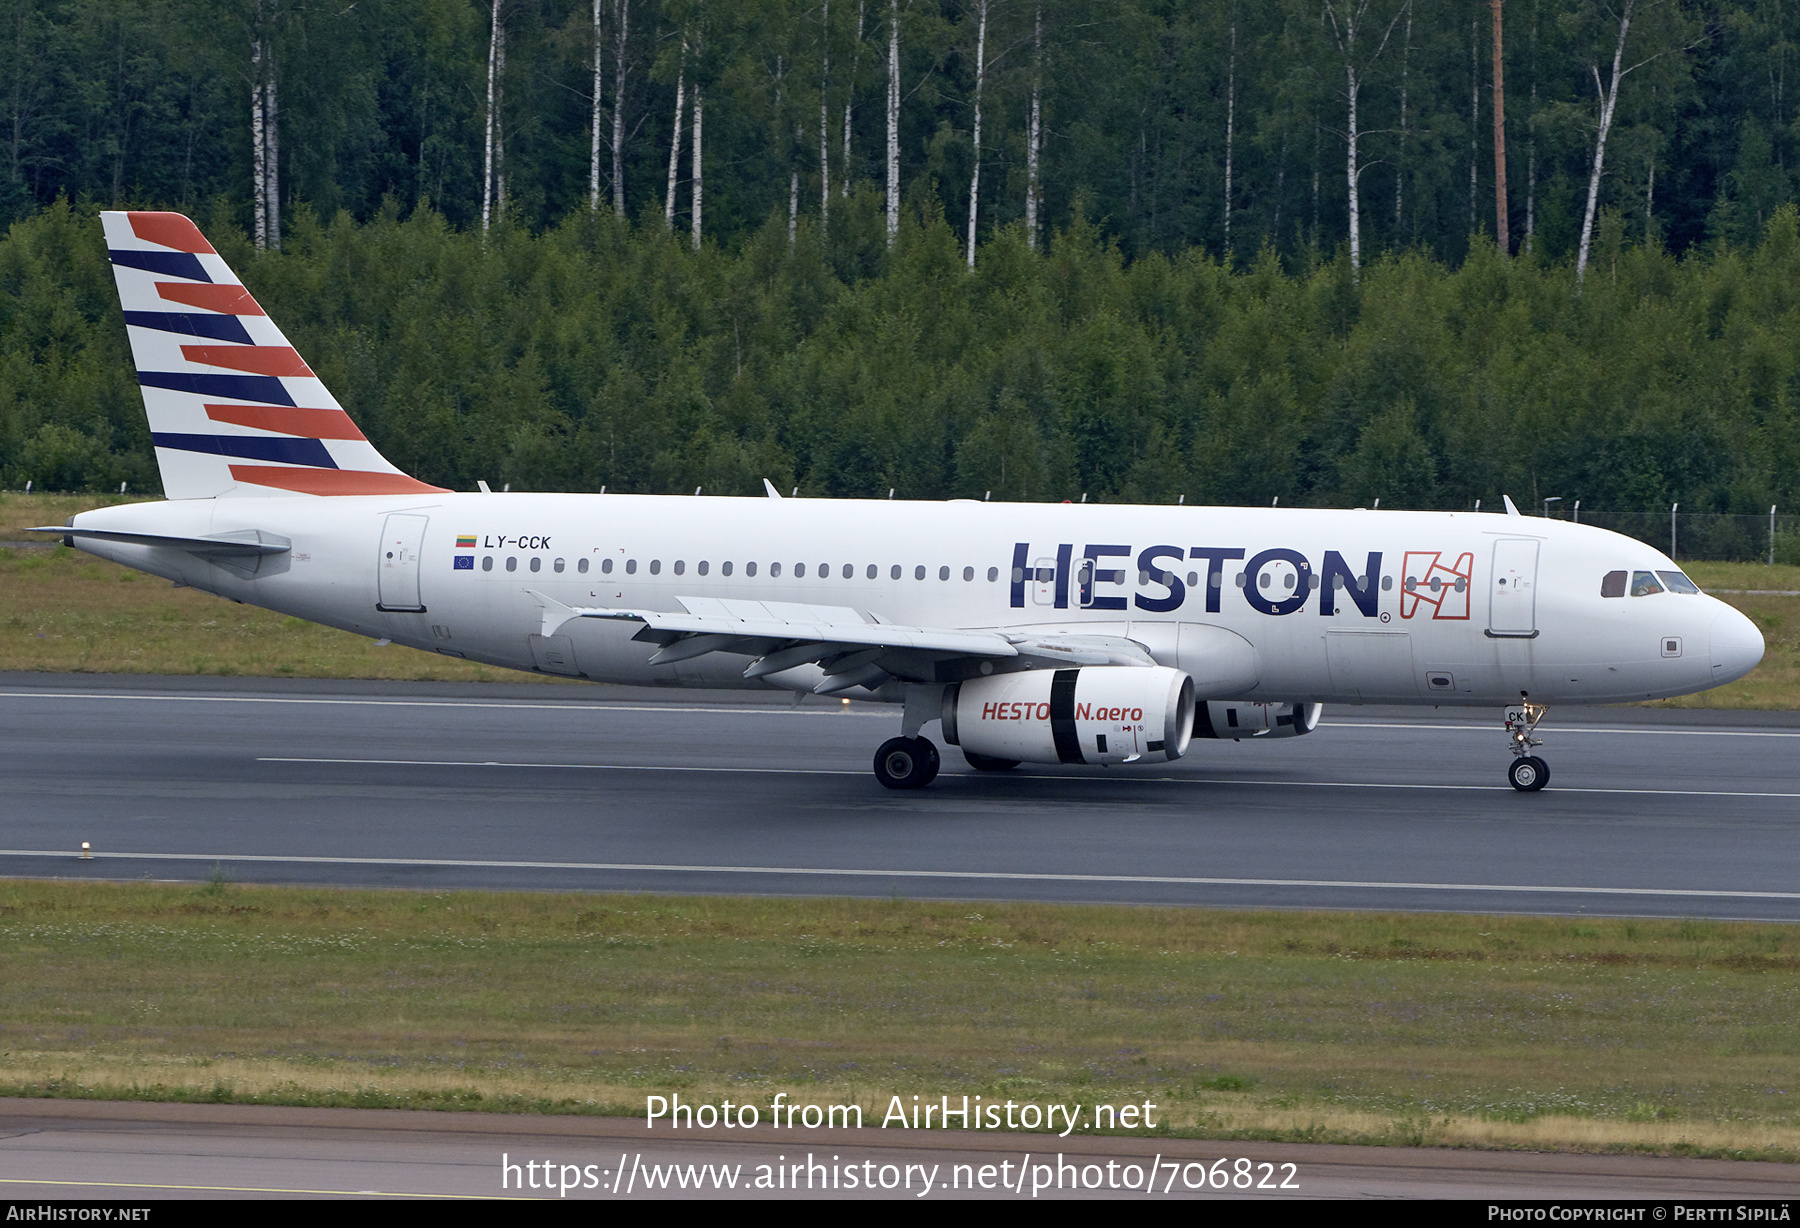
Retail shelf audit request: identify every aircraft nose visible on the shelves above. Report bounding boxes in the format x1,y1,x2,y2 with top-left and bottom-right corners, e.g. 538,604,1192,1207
1709,605,1765,687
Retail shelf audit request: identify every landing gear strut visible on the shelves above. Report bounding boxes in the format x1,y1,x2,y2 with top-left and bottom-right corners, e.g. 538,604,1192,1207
874,736,940,789
1505,693,1550,792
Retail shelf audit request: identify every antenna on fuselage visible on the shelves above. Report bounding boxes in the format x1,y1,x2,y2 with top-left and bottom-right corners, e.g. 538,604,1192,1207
1502,495,1522,516
762,479,783,499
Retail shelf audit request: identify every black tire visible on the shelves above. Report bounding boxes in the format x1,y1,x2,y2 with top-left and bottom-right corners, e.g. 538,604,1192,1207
917,738,941,785
874,736,937,789
1508,755,1550,792
963,750,1021,772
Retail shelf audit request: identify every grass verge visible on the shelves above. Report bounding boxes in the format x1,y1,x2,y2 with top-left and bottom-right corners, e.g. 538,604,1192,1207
3,493,1797,705
1,879,1797,1160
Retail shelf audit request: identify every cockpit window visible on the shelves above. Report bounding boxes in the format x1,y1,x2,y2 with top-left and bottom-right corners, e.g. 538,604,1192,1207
1630,570,1665,596
1656,570,1700,594
1600,570,1627,598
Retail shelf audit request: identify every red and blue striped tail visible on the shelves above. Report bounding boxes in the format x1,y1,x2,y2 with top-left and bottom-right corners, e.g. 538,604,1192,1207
101,211,446,500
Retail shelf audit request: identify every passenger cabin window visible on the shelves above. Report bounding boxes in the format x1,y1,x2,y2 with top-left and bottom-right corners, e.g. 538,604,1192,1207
844,564,855,579
577,558,589,574
625,559,636,574
553,558,564,573
698,561,709,575
601,557,613,574
506,557,517,572
1601,570,1627,598
866,564,877,579
771,562,782,577
722,561,734,576
1657,570,1700,594
674,560,685,575
745,562,757,576
482,556,494,572
529,558,541,573
986,567,998,582
1631,570,1664,596
649,559,661,575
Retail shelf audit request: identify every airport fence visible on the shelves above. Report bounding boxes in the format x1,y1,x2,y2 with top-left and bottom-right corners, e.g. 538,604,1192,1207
1543,508,1800,564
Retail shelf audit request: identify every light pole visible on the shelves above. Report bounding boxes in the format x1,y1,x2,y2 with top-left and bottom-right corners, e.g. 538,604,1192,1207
1573,499,1580,524
1671,502,1679,559
1543,496,1562,519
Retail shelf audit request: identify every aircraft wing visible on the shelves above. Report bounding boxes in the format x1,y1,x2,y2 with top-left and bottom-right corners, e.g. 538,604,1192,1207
526,591,1156,694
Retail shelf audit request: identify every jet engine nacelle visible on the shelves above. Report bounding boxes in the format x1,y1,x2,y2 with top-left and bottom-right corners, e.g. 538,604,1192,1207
1194,700,1323,739
943,666,1195,766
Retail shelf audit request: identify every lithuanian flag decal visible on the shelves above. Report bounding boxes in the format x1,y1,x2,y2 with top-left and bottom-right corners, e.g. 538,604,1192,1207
456,535,477,548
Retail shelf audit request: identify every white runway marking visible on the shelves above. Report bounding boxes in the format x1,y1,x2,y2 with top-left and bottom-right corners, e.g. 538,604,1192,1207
254,756,1800,799
5,691,1797,736
0,691,886,717
2,847,1795,901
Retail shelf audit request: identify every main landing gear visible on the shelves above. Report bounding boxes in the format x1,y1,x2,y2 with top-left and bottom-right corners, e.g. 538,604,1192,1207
1505,694,1550,792
874,736,940,789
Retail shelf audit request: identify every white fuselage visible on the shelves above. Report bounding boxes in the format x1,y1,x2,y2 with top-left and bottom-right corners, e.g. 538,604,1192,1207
65,493,1763,709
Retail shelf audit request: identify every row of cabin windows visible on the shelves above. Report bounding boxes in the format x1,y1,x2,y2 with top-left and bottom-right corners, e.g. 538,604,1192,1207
479,556,1004,582
1601,569,1700,598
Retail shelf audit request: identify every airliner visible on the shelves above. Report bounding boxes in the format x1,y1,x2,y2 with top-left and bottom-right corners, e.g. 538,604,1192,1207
36,211,1766,790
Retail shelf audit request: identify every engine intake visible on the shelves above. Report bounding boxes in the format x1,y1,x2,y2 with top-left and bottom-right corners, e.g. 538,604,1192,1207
943,666,1195,766
1194,700,1322,739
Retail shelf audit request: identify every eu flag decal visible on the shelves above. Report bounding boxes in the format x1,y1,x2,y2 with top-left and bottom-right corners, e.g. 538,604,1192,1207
453,555,475,570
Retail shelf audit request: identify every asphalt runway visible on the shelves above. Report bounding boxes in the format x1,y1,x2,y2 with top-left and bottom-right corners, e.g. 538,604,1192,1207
3,1100,1797,1200
2,672,1799,919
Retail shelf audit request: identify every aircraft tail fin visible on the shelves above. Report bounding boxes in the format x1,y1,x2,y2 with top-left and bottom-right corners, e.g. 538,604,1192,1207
100,211,446,500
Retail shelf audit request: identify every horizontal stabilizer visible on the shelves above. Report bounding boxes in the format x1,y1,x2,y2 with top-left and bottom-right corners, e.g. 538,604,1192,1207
30,527,291,556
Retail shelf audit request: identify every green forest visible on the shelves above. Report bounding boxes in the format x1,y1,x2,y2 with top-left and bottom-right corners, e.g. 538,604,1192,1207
3,0,1800,555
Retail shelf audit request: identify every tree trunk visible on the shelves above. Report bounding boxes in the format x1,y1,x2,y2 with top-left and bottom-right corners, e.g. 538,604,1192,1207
1026,1,1042,249
265,73,280,250
1346,61,1361,274
790,167,799,245
1492,0,1509,253
1395,2,1410,233
1577,0,1635,282
886,0,900,246
1469,15,1479,236
1526,0,1538,251
590,0,603,210
251,32,266,249
844,0,863,198
691,85,703,250
613,0,629,215
965,0,987,268
482,0,503,232
1223,10,1235,255
820,0,830,234
664,52,685,228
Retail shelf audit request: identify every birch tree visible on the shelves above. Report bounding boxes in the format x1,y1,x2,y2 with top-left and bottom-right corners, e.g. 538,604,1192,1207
612,0,630,215
964,0,988,268
601,0,615,207
665,44,685,228
1222,6,1236,255
819,0,830,235
249,0,280,251
1025,0,1042,249
1491,0,1509,253
843,0,864,198
482,0,506,232
1573,0,1702,281
1321,0,1406,279
691,80,703,249
887,0,900,245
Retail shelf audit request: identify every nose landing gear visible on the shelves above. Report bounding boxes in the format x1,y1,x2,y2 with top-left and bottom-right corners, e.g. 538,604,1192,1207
1505,694,1550,791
